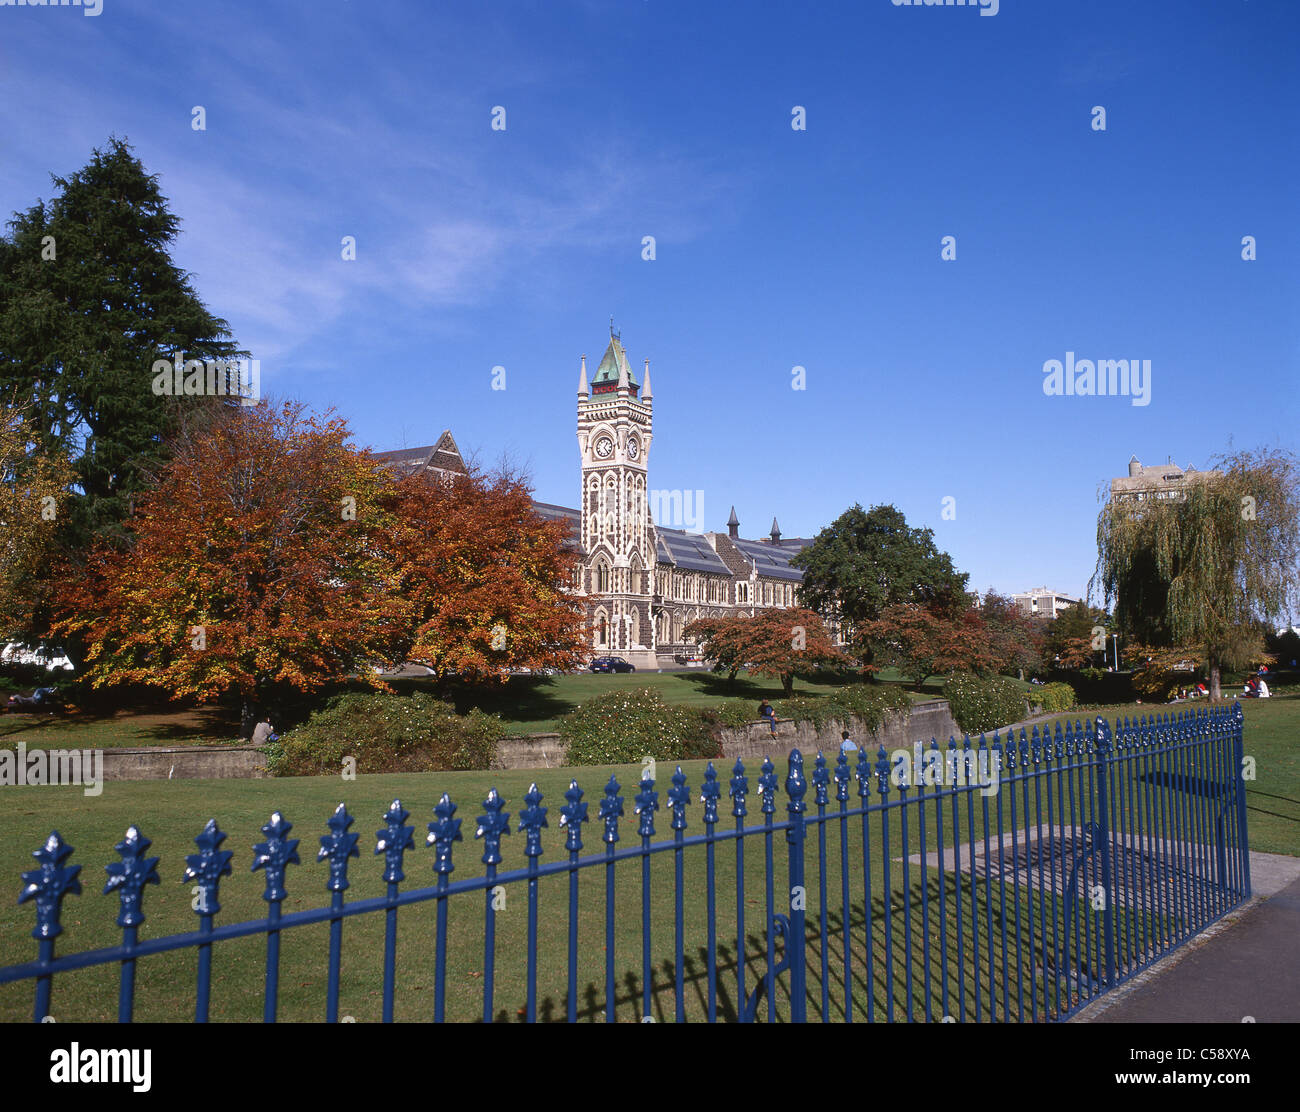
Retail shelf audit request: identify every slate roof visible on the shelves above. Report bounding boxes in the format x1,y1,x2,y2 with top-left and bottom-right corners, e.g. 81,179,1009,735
727,535,807,581
656,528,732,575
531,501,581,547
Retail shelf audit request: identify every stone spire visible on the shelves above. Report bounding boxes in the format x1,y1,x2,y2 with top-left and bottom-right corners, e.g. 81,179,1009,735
727,506,739,539
770,517,781,543
642,359,652,399
578,354,588,397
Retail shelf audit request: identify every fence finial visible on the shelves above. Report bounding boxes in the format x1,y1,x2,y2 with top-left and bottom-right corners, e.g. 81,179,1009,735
786,749,807,815
560,780,588,852
1095,716,1113,754
19,832,81,940
758,757,778,815
252,813,300,903
600,776,624,843
319,804,360,892
729,760,749,818
635,772,660,837
834,749,851,801
812,752,830,807
668,767,690,831
427,794,463,874
104,825,160,928
184,820,232,917
519,784,549,857
375,800,414,884
476,789,511,866
701,763,721,824
875,745,891,796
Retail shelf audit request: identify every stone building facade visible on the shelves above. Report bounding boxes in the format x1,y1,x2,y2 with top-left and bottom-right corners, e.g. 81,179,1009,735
1110,455,1221,504
377,326,812,669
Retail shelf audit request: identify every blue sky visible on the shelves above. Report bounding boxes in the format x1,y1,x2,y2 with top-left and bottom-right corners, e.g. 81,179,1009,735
2,0,1296,603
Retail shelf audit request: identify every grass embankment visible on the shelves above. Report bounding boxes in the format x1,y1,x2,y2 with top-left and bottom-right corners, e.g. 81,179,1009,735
1,696,1291,1023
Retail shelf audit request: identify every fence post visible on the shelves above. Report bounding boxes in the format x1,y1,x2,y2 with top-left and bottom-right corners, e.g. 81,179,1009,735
1231,702,1251,898
785,749,808,1022
1093,718,1118,989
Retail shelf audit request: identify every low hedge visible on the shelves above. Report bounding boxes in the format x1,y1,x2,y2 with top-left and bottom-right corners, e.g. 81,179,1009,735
267,691,503,776
942,672,1029,735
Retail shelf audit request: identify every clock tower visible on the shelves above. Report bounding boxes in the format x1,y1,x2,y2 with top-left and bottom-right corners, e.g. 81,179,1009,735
577,324,654,658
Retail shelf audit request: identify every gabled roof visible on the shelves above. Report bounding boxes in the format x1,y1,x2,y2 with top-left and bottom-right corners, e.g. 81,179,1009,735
372,430,467,478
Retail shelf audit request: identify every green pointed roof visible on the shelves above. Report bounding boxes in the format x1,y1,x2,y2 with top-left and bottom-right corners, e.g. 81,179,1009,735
591,331,639,387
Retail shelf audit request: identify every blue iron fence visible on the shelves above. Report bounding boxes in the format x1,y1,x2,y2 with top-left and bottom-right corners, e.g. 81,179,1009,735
1,703,1250,1022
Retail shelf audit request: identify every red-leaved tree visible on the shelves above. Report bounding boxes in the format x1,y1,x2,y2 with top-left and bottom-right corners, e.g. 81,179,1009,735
376,464,588,683
686,607,850,695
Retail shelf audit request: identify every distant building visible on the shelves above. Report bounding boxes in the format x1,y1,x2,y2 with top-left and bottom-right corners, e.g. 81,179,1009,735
1110,455,1221,505
1012,587,1080,621
376,324,814,668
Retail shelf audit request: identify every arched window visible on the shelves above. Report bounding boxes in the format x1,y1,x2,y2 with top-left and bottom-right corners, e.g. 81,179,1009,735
596,616,608,647
596,562,610,593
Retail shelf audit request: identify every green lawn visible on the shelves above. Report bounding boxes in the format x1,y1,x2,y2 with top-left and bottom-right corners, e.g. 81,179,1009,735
1,694,1289,1023
0,705,238,749
0,670,932,751
1022,694,1300,858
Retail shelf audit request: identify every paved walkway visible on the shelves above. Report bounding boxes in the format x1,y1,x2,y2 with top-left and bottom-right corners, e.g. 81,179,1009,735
1075,851,1300,1022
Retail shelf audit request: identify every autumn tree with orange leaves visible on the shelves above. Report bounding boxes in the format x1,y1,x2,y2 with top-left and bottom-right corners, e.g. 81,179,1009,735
376,463,587,683
857,602,1000,689
686,607,850,696
55,402,396,736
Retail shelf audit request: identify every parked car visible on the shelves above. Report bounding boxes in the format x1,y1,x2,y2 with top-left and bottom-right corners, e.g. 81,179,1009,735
589,656,636,673
1,643,75,672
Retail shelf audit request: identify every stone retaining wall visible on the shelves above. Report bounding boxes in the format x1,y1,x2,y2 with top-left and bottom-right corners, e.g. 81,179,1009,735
100,744,268,780
15,699,959,780
717,698,958,764
492,699,959,771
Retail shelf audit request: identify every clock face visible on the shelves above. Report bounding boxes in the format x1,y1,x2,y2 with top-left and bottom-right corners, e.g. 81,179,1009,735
626,437,639,461
594,436,614,459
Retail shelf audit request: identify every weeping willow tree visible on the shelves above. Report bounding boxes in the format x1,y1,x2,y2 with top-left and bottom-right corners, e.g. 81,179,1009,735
1093,447,1300,700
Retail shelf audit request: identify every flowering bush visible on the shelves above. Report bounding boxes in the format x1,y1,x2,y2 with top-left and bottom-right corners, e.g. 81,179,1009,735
560,688,721,766
1035,681,1077,714
942,672,1029,735
267,691,502,776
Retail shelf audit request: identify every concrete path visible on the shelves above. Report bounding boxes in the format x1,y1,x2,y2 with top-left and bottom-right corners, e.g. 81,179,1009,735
1074,850,1300,1022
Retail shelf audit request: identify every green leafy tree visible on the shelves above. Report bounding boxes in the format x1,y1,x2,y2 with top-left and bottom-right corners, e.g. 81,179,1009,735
1044,603,1112,671
791,504,969,670
978,590,1047,679
1093,447,1300,699
0,398,74,638
0,138,242,648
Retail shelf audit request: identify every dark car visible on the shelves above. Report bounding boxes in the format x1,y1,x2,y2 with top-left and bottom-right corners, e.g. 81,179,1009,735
589,656,636,673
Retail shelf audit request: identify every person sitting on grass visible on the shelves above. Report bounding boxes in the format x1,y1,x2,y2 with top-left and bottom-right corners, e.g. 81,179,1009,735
251,714,278,745
758,699,779,737
839,729,858,756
